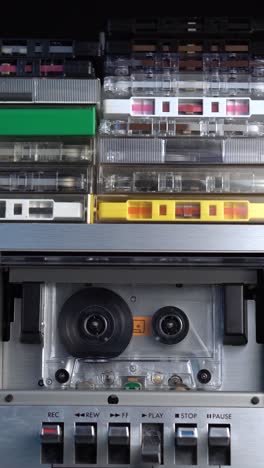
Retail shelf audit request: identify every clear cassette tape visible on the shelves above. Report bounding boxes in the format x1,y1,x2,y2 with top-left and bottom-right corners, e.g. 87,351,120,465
98,137,264,164
98,165,264,195
94,194,264,223
0,194,90,222
104,53,262,76
42,284,222,391
0,142,94,163
99,118,264,137
103,96,264,119
0,167,92,193
104,72,264,98
0,78,100,105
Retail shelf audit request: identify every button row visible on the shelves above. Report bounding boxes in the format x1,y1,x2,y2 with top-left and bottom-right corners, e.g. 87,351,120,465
40,422,231,465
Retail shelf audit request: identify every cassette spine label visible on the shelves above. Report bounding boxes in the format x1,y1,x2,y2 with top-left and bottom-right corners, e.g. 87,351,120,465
0,195,89,221
0,108,96,136
0,59,95,78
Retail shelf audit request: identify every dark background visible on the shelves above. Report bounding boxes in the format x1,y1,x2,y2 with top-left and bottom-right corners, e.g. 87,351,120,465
0,3,260,39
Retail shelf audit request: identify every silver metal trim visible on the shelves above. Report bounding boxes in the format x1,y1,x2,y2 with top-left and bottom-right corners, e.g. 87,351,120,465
0,391,262,407
1,224,264,252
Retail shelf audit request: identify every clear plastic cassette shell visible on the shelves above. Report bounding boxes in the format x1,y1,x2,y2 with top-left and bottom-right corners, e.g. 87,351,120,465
42,284,222,391
94,194,264,223
0,167,92,193
98,137,264,164
104,73,264,98
98,164,264,195
0,78,101,105
99,118,264,137
0,141,94,163
0,194,90,222
104,53,264,76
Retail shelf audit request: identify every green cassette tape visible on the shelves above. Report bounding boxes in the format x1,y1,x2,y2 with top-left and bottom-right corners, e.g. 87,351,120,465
0,107,96,136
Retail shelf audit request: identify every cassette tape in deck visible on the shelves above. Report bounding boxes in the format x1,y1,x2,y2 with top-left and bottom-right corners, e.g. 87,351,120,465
42,284,222,391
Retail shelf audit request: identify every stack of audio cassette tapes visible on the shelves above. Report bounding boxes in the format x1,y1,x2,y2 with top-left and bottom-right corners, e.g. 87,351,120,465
0,38,100,222
96,17,264,224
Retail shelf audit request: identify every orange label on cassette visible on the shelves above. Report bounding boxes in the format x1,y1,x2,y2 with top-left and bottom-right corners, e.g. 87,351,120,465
133,316,152,336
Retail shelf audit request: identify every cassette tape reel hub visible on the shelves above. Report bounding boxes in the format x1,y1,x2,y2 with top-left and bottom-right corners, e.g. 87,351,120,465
58,288,134,359
152,306,189,344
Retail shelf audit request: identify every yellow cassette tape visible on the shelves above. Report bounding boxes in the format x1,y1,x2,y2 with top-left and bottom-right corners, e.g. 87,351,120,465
95,196,264,223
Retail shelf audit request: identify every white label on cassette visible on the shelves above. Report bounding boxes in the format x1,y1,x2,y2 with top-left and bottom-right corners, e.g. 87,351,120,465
103,97,264,118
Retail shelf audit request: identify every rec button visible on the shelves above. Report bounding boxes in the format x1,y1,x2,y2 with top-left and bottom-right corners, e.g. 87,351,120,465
41,423,63,444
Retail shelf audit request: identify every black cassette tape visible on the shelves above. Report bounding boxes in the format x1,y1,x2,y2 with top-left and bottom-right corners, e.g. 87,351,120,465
107,17,263,38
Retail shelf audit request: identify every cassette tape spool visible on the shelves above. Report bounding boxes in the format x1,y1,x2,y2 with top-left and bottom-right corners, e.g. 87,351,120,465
58,288,134,359
42,284,222,391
